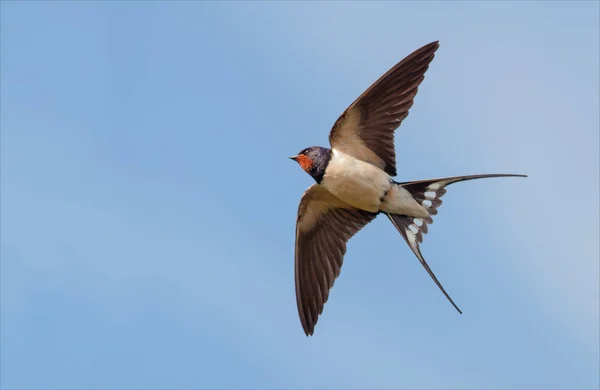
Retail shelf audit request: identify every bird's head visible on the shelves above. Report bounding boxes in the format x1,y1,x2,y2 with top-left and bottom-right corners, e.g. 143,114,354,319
290,146,331,183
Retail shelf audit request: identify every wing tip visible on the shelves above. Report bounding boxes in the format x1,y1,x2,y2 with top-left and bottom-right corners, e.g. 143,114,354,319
423,40,440,53
302,323,314,337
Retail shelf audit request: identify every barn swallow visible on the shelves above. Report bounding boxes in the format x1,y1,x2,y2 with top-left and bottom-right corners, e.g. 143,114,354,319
290,40,526,336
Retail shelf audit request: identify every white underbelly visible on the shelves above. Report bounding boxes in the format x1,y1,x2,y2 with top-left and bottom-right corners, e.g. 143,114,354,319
321,149,430,218
321,149,391,212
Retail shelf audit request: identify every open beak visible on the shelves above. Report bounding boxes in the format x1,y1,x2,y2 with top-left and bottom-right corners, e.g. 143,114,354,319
289,155,299,161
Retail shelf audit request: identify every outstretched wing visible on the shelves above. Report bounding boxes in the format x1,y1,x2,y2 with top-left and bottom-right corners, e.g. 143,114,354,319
295,184,378,336
329,41,440,176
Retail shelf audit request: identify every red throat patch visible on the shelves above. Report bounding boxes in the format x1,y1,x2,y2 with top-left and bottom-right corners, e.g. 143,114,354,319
296,155,313,172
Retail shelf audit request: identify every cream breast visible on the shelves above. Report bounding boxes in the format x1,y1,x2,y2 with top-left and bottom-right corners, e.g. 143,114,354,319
321,149,392,212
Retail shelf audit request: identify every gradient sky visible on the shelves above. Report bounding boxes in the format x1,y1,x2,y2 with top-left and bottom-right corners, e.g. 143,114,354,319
1,1,599,389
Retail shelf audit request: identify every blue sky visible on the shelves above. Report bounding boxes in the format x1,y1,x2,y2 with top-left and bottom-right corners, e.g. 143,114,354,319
1,1,598,389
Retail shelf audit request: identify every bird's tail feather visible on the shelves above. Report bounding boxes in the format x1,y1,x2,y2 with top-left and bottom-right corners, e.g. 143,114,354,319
386,173,527,313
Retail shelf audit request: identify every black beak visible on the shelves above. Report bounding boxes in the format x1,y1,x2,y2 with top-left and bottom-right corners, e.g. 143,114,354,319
289,155,299,161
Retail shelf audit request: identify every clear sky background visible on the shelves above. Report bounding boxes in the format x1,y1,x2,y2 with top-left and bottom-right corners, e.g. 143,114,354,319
1,1,598,389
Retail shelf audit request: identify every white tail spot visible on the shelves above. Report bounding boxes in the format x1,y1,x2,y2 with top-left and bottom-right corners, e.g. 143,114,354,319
422,200,432,208
428,183,441,190
425,191,437,199
408,224,419,234
414,218,424,227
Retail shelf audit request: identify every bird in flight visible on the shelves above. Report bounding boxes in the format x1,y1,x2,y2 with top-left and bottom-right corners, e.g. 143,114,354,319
290,41,526,336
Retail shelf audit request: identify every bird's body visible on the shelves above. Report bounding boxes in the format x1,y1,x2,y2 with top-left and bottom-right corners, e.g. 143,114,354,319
290,41,526,336
322,148,428,217
322,148,392,212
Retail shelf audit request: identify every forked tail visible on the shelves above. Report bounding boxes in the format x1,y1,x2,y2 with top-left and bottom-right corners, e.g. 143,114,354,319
386,173,527,313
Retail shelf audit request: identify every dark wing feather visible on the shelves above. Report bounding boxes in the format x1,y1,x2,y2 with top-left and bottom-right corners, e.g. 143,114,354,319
295,185,377,336
329,41,440,176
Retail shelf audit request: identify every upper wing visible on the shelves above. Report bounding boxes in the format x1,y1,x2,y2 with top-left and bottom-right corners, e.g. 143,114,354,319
295,184,377,336
329,41,440,176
